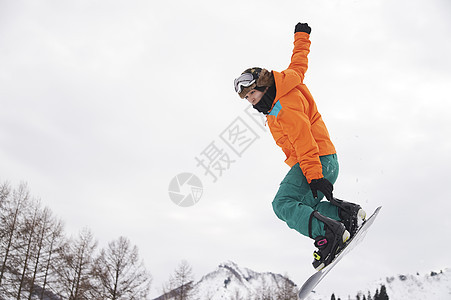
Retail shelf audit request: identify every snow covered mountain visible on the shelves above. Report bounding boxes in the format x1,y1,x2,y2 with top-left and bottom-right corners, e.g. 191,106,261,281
153,260,298,300
193,261,297,299
351,268,451,300
306,268,451,300
154,262,451,300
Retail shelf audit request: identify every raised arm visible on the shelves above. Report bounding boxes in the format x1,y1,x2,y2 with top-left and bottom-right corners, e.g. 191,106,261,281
288,23,312,82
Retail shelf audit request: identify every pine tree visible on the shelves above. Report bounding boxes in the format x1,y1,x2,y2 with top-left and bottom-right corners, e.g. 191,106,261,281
40,217,65,300
331,293,336,300
0,183,66,299
164,260,195,300
374,288,379,300
92,236,152,299
0,183,32,299
57,228,98,300
0,183,29,289
378,285,389,300
16,199,41,299
0,182,153,299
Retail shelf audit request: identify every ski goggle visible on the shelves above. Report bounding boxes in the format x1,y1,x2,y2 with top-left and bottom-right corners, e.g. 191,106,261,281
234,73,256,94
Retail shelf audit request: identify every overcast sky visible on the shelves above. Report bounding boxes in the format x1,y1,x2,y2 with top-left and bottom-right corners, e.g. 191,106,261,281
1,0,451,298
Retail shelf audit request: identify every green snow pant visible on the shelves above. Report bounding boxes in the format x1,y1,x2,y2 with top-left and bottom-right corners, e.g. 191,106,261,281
272,154,340,239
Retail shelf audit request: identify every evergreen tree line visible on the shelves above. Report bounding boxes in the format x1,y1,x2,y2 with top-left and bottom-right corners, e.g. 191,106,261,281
331,284,389,300
0,182,152,300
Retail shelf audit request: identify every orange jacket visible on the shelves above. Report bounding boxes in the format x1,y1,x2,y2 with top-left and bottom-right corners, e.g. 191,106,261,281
267,32,336,183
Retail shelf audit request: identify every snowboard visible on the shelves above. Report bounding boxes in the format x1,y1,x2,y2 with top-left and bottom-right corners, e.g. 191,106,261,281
298,206,382,300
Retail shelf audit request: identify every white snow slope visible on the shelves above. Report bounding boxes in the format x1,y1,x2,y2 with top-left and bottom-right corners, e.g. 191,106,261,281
352,268,451,300
155,261,451,300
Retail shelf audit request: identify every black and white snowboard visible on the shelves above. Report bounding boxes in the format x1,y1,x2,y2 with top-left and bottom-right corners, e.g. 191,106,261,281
298,206,382,300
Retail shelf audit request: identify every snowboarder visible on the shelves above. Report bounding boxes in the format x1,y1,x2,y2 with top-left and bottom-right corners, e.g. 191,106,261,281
233,23,367,270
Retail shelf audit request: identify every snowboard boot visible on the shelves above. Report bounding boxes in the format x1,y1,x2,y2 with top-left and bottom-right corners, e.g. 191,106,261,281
330,198,366,237
310,211,351,271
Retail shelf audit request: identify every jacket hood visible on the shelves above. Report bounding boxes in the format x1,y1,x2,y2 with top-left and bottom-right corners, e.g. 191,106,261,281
272,69,302,100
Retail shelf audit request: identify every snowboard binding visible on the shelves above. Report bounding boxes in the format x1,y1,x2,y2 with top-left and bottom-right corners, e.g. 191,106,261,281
298,207,382,300
310,211,350,271
330,198,366,237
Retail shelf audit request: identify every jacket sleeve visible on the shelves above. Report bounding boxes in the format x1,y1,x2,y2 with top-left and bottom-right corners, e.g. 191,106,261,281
278,97,323,182
288,32,311,82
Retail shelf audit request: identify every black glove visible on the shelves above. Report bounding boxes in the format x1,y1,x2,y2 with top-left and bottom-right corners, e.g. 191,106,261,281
309,177,333,200
295,23,311,34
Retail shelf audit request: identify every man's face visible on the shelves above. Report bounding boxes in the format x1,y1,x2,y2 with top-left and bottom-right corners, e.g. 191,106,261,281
244,87,268,105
